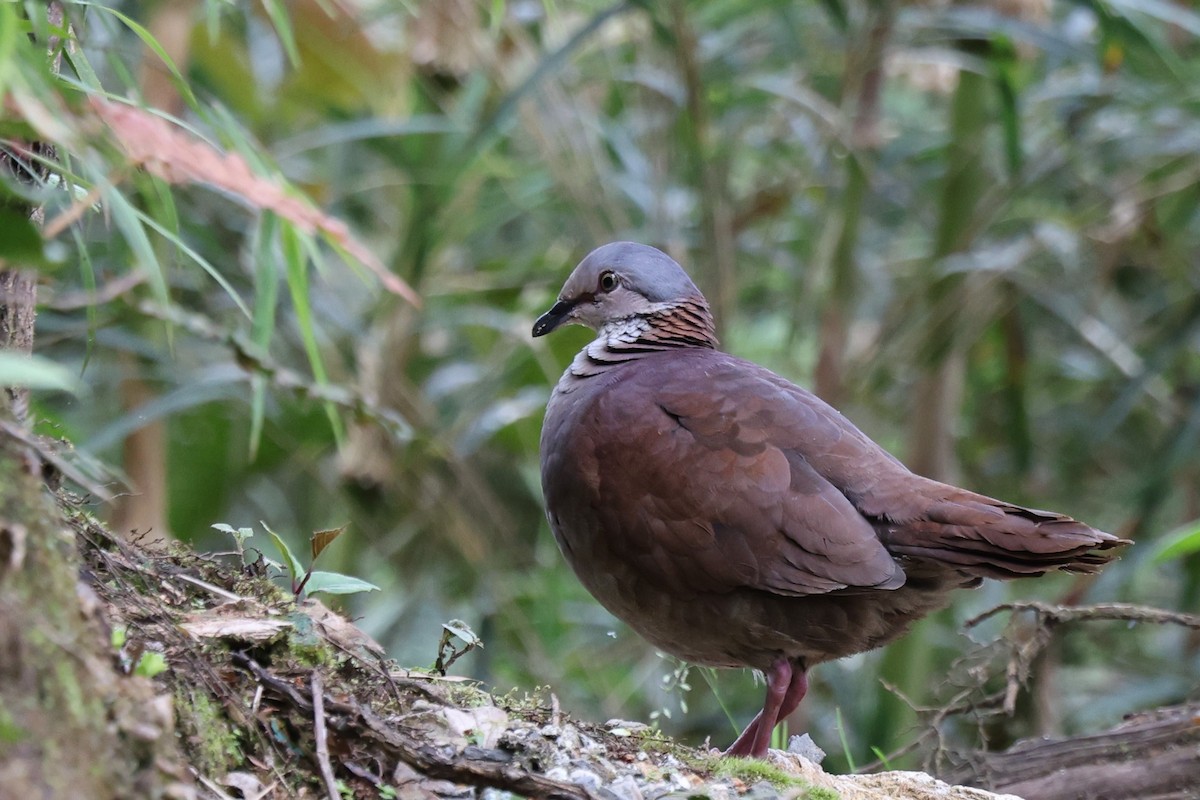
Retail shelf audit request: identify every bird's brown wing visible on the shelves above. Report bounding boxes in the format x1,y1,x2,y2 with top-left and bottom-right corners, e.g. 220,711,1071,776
562,352,908,598
867,488,1126,578
726,364,1130,579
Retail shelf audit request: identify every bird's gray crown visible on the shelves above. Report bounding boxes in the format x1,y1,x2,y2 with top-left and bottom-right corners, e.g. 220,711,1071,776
564,242,703,304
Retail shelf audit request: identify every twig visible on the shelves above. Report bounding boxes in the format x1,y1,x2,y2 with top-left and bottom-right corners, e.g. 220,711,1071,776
193,771,238,800
234,652,314,711
46,270,146,310
965,601,1200,631
865,601,1200,775
231,653,598,800
861,680,1003,773
312,672,339,800
41,182,105,239
133,299,413,440
171,572,243,602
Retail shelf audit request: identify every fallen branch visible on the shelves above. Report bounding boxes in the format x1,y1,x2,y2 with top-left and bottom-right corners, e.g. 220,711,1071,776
312,673,339,800
944,702,1200,800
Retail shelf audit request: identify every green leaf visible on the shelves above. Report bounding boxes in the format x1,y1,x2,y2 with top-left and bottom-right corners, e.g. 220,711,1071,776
282,227,343,444
104,185,170,311
248,214,281,460
1152,519,1200,563
262,0,300,67
302,571,380,596
0,353,79,392
261,521,305,581
133,652,168,678
135,207,250,318
71,226,99,371
0,209,40,258
1110,0,1200,37
211,523,254,549
0,3,19,115
85,2,201,109
0,209,59,269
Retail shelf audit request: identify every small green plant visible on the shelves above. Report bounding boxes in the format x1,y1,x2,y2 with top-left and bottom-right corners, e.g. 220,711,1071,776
770,718,789,751
111,624,167,678
696,666,740,736
434,619,483,675
133,651,168,679
212,522,380,598
834,707,856,772
649,656,694,725
212,524,255,556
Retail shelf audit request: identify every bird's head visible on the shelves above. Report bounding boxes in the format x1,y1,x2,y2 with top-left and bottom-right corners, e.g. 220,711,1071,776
532,242,706,337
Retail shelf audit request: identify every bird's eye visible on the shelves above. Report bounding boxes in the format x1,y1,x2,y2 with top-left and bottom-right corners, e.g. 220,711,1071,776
599,271,619,292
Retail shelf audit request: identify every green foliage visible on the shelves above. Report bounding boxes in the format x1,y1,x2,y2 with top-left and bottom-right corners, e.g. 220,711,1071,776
133,652,168,679
0,353,78,392
0,207,59,268
6,0,1200,773
1152,519,1200,562
213,522,380,598
834,708,855,773
0,704,24,745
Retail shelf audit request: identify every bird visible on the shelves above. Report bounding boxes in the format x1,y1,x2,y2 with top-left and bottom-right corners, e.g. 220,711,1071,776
533,241,1128,760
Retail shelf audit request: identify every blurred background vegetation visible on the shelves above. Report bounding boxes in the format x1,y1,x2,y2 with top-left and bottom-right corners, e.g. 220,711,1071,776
3,0,1199,774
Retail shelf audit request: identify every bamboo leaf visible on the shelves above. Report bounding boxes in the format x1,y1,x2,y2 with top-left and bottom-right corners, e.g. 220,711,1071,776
84,2,201,109
262,0,301,67
249,214,282,459
0,353,79,392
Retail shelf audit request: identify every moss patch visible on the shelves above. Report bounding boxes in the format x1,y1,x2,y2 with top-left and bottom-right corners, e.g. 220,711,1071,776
710,755,809,788
174,685,242,775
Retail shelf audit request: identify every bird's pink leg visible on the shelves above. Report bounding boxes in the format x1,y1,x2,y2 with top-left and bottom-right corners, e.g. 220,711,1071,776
777,667,809,720
725,713,764,757
720,662,806,762
725,658,807,758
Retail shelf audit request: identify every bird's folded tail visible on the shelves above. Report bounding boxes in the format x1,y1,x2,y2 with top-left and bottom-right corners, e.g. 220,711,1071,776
876,490,1130,580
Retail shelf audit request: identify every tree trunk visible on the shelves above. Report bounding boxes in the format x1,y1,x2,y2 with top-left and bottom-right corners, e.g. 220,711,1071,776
0,430,176,797
0,6,182,794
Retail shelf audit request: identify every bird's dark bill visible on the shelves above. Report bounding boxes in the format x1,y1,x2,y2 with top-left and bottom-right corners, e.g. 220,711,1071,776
532,299,574,337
